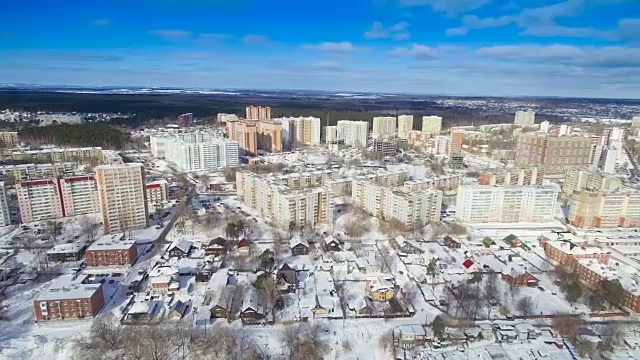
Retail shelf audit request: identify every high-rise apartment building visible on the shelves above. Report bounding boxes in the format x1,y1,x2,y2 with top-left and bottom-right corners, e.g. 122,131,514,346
421,116,443,135
456,185,559,223
0,131,19,147
352,179,442,229
450,130,464,155
563,169,622,196
478,167,545,186
16,176,100,223
397,115,414,139
216,113,239,124
0,182,10,226
631,115,640,130
236,121,258,155
337,120,369,148
324,126,338,144
568,189,640,228
246,106,271,120
177,113,194,127
515,133,592,175
372,117,397,139
236,171,332,229
256,120,283,153
514,110,536,126
155,132,239,170
277,117,321,147
96,163,148,234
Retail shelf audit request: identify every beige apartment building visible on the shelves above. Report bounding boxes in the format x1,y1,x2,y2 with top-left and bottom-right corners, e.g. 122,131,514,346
236,171,332,229
352,179,442,229
246,106,271,120
568,189,640,228
450,130,464,155
478,167,545,186
397,115,414,139
96,163,148,234
515,133,592,175
11,147,104,164
324,126,338,143
0,131,19,147
236,121,258,155
421,116,442,135
563,169,622,196
403,174,461,193
372,117,397,139
256,120,283,153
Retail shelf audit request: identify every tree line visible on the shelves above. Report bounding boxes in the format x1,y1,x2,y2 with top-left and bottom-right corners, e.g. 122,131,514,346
18,123,130,149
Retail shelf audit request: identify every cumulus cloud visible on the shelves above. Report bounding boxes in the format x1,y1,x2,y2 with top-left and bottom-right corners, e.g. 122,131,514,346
149,29,193,41
364,21,410,40
400,0,492,15
391,44,437,59
303,42,362,53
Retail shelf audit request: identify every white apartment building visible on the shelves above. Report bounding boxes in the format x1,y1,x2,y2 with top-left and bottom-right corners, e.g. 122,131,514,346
421,116,442,135
276,117,321,147
372,117,397,139
397,115,414,139
59,176,100,217
17,179,64,223
0,182,10,226
154,131,239,171
0,162,77,182
150,135,167,158
456,185,559,223
216,113,239,123
324,126,338,143
236,171,332,229
403,174,461,193
337,120,369,148
590,145,619,175
539,120,551,133
96,163,149,234
514,110,536,126
428,135,450,155
352,179,442,229
563,169,622,195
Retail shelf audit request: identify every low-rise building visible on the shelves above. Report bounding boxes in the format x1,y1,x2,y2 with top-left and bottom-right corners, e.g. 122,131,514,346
85,233,138,267
145,180,168,208
365,277,396,302
47,243,86,262
576,258,640,312
34,274,104,321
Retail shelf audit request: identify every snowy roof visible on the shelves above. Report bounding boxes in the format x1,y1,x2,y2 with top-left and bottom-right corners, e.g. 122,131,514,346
544,240,604,256
242,287,262,313
347,296,373,311
367,277,394,292
324,235,339,245
237,238,250,248
149,266,179,278
169,239,192,254
316,295,334,310
462,259,475,269
87,233,136,252
129,301,155,315
394,235,421,250
290,236,309,248
208,237,227,247
36,274,102,302
578,258,640,295
501,263,535,278
47,243,84,254
149,275,173,284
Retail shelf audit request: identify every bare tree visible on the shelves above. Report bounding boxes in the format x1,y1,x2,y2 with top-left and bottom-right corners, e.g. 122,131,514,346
256,273,279,324
281,323,329,360
484,274,500,318
516,296,534,318
80,216,101,242
378,330,394,357
600,323,626,351
44,220,61,243
552,314,585,341
73,314,128,360
344,217,368,238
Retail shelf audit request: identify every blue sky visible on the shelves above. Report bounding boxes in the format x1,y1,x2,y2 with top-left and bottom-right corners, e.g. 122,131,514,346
0,0,639,98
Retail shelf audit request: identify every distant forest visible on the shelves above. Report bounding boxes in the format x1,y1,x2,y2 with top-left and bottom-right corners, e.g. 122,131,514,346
19,123,130,149
0,91,567,130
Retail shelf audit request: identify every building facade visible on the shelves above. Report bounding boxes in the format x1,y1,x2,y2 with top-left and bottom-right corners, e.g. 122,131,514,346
146,180,168,209
163,135,239,171
337,120,369,148
563,169,622,195
86,233,139,266
216,113,239,124
17,179,65,223
514,110,536,126
0,162,76,182
397,115,414,139
324,126,338,144
456,185,559,223
256,120,283,153
403,174,461,193
277,117,321,147
568,189,640,228
421,116,442,135
246,106,271,120
34,274,104,321
0,131,19,147
372,117,397,139
515,133,592,175
0,182,10,226
478,167,545,186
96,163,148,234
450,130,464,155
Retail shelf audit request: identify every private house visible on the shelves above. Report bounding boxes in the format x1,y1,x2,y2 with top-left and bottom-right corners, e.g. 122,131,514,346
394,325,430,348
443,236,461,249
483,237,496,247
290,237,310,256
503,234,522,247
347,297,374,315
204,237,227,257
277,263,297,293
323,235,341,252
210,285,236,319
312,295,335,317
501,264,539,287
126,301,158,323
168,300,189,320
462,259,476,272
237,238,251,258
365,277,396,302
393,235,424,254
240,287,265,325
149,275,174,293
168,239,193,258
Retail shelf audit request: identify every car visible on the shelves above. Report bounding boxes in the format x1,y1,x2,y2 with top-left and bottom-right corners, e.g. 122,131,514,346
108,279,115,284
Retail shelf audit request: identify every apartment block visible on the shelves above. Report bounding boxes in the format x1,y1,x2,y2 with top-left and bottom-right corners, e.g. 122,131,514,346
17,179,64,223
216,113,239,124
0,131,19,147
96,163,148,234
539,234,608,271
450,131,464,155
421,116,442,135
246,106,271,120
426,135,450,155
370,138,397,156
631,115,640,130
177,113,193,127
456,185,559,223
563,169,622,195
0,182,10,226
324,126,338,144
34,274,104,321
514,110,535,126
162,134,239,171
352,179,442,229
372,117,397,139
86,233,138,266
568,189,640,228
59,176,100,217
277,117,321,147
256,120,283,153
236,121,258,155
236,171,332,229
575,259,640,312
515,133,592,175
337,120,369,148
403,174,461,193
408,131,430,147
146,180,168,209
397,115,414,139
478,167,544,186
11,147,104,164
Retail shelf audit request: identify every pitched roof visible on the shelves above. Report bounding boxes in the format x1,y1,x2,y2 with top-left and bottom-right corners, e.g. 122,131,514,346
237,238,250,248
169,239,192,254
324,235,339,245
290,236,309,248
503,234,519,244
462,259,475,269
169,300,188,317
209,237,227,247
242,287,263,314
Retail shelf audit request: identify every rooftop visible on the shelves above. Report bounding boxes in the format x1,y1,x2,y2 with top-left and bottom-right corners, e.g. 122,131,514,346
87,233,136,252
578,258,640,295
36,274,102,302
47,243,84,254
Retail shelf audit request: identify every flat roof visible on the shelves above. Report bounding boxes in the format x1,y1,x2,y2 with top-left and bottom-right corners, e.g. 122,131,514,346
47,243,84,254
578,258,640,295
36,274,102,302
87,233,136,252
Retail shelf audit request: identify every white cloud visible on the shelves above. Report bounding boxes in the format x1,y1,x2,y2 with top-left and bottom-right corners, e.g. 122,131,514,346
446,27,468,36
364,21,410,40
149,29,193,41
303,42,362,53
391,44,437,58
242,35,272,45
400,0,492,15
